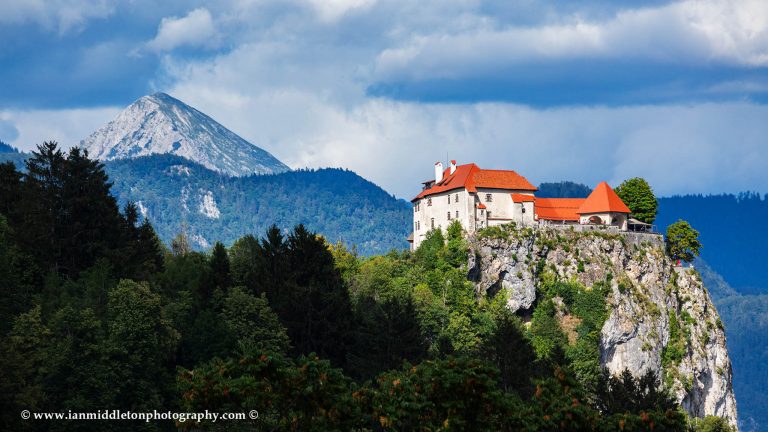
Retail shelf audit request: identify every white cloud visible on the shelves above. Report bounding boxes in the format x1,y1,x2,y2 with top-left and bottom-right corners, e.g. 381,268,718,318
146,8,218,52
167,68,768,198
150,3,768,199
0,107,121,152
304,0,376,23
374,0,768,80
6,0,767,201
0,0,115,34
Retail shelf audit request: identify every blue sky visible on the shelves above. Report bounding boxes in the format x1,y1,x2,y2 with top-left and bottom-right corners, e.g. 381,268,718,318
1,0,767,198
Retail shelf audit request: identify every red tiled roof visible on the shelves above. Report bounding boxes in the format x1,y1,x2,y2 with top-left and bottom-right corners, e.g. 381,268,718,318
413,163,536,201
476,203,487,209
511,193,535,203
577,182,631,214
535,198,584,221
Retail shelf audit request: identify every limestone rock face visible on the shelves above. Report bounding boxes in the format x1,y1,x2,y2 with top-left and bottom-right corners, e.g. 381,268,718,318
469,226,738,427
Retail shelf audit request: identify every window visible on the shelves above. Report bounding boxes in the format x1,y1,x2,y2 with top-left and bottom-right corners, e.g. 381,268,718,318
448,195,451,204
414,202,419,212
431,218,435,229
427,198,432,206
480,209,484,216
455,193,459,202
485,193,492,202
447,212,451,220
456,210,459,218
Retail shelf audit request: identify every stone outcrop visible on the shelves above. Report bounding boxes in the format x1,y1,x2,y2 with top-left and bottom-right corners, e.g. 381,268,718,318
468,225,738,427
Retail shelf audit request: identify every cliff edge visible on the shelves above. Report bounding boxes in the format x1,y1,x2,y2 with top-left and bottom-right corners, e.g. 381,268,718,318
467,225,738,427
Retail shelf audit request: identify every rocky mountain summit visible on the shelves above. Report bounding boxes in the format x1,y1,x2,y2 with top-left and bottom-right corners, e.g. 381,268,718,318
81,92,289,176
467,225,738,427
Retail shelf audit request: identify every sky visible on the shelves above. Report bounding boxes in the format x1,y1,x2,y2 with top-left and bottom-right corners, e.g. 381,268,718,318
1,0,767,199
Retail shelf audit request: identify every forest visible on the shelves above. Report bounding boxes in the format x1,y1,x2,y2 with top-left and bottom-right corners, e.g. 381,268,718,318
0,143,732,431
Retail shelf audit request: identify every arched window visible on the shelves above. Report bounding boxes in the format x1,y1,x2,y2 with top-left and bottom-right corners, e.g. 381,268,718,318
588,215,603,224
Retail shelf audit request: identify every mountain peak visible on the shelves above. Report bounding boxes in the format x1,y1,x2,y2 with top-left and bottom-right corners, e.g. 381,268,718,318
146,91,176,102
80,93,289,176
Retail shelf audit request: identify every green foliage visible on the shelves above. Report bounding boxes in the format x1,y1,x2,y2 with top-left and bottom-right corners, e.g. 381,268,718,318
222,287,290,356
228,234,266,294
208,241,231,291
615,177,658,224
178,352,357,431
360,357,522,430
530,299,567,360
480,309,543,396
666,220,702,263
106,280,179,413
444,219,468,267
347,295,426,380
663,310,688,379
595,369,680,414
414,228,444,268
278,224,354,367
1,142,161,281
0,306,50,431
0,215,39,333
476,222,517,240
0,151,700,430
688,415,736,432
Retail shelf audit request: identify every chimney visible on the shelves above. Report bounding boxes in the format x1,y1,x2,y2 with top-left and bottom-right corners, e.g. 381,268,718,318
434,162,444,183
450,160,457,174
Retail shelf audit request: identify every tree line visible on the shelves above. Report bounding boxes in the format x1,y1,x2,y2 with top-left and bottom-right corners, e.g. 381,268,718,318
0,143,724,431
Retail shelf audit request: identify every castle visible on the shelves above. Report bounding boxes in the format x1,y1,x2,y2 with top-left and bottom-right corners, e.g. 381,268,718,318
409,161,632,250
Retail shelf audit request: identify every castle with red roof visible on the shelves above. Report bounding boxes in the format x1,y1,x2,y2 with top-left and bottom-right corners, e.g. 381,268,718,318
409,161,632,249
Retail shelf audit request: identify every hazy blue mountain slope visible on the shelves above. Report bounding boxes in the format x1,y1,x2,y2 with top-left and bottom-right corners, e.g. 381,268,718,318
714,293,768,432
82,92,289,176
0,142,29,170
657,193,768,295
104,154,411,255
537,181,592,198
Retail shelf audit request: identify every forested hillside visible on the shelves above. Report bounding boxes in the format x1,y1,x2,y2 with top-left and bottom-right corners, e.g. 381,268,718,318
0,144,732,431
0,147,411,255
656,193,768,295
0,141,29,171
105,155,412,255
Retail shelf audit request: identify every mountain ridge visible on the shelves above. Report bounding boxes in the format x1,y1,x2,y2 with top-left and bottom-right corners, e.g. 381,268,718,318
103,154,411,255
80,92,289,176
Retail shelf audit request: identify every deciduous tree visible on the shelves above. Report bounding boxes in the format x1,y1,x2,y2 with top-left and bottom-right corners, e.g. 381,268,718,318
615,177,658,224
666,220,702,263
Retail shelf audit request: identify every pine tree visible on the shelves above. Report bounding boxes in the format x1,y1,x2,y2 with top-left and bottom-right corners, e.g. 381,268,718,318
18,141,66,272
0,161,21,218
209,241,231,291
279,224,353,367
347,295,426,379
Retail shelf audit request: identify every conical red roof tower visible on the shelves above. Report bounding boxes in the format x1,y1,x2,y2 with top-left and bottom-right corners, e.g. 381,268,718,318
577,182,631,214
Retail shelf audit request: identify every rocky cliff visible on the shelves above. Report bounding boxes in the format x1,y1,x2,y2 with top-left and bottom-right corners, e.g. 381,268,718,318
467,225,738,427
